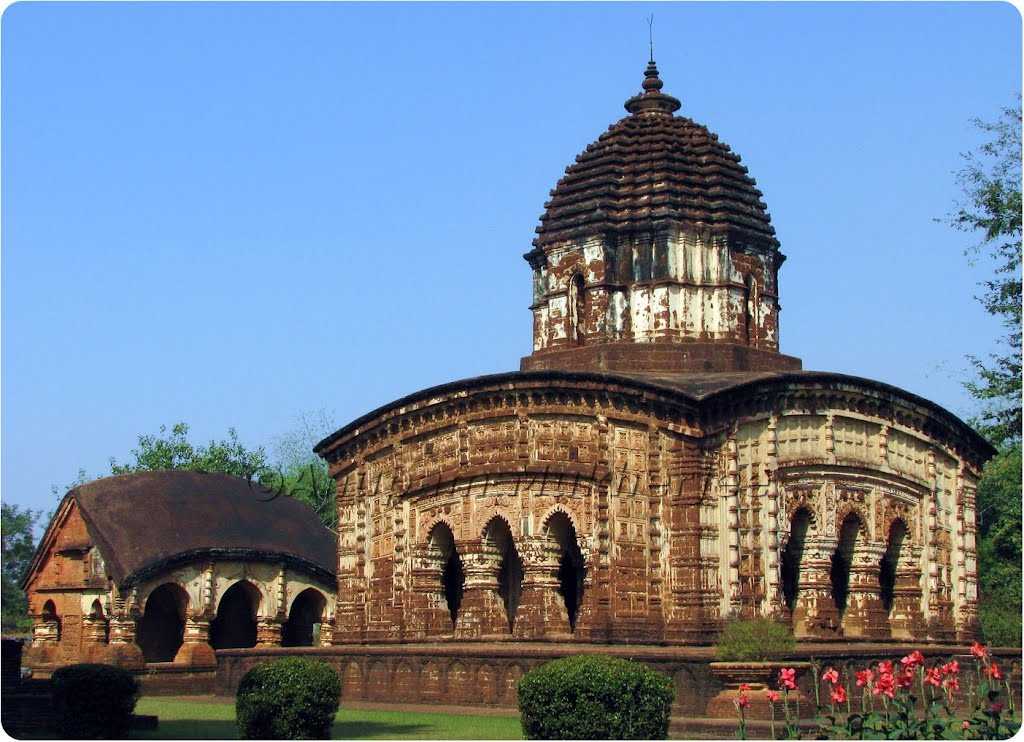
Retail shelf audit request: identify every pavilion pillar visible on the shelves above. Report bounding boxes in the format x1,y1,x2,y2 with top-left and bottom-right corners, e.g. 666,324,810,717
105,615,144,669
173,615,216,667
792,536,840,638
256,616,283,646
889,545,925,640
842,542,888,638
23,614,61,667
453,543,506,639
81,614,109,663
515,539,570,640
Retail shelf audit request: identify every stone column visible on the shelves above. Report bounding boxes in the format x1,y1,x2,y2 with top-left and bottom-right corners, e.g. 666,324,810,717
105,614,144,669
256,616,283,646
23,615,62,667
842,542,888,638
81,614,109,663
514,540,568,639
792,536,840,638
889,545,925,640
174,615,216,667
453,543,506,639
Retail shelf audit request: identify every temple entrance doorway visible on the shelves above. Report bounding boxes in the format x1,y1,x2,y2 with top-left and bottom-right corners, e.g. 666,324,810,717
137,584,187,662
210,581,260,649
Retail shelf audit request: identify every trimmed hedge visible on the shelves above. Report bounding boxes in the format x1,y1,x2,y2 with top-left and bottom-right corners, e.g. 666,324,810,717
714,617,795,661
517,655,674,740
51,663,139,739
235,657,340,739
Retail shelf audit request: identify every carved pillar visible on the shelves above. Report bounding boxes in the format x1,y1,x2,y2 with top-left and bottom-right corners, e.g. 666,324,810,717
174,615,216,667
763,416,782,618
958,474,980,642
410,549,453,639
333,467,366,644
724,434,742,616
792,536,840,638
515,540,567,639
81,613,109,663
256,616,282,646
889,544,925,640
454,542,506,638
105,613,144,669
843,542,888,638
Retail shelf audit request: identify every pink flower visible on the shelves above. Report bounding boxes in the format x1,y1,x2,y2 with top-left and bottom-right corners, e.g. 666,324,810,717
901,650,925,670
829,684,847,704
925,667,943,688
971,641,988,659
962,721,971,731
739,683,751,692
855,669,874,688
766,690,780,703
945,675,960,693
873,672,896,699
941,660,960,676
822,666,840,685
986,662,1003,680
878,660,894,675
736,694,750,710
778,667,797,691
896,669,915,689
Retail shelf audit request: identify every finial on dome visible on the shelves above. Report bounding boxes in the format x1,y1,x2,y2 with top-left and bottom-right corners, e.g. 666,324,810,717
625,56,681,115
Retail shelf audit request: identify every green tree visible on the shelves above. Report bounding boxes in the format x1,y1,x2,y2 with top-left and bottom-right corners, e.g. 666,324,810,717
264,411,338,531
109,422,268,478
975,443,1022,646
2,504,41,633
946,101,1022,446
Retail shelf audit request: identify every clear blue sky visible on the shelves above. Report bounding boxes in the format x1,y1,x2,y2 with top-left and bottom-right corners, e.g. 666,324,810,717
3,2,1020,512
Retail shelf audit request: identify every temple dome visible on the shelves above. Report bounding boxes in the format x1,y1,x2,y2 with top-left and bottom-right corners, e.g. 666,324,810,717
533,61,777,251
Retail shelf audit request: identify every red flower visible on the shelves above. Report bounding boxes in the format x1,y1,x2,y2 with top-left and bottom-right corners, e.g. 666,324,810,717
945,675,960,693
873,672,896,699
766,690,781,703
900,650,925,669
778,667,797,690
971,641,988,659
736,694,750,710
990,701,1005,715
896,669,915,689
739,683,751,692
986,662,1003,681
855,669,874,688
878,660,894,675
962,721,971,731
822,667,840,685
925,667,943,688
941,660,960,676
829,684,847,704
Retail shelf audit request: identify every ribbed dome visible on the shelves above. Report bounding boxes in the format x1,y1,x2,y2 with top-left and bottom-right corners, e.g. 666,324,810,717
533,61,777,250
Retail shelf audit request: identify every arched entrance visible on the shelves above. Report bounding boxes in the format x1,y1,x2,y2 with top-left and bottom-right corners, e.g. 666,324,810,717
483,517,523,632
210,581,260,649
879,519,907,613
545,512,586,632
831,513,861,618
137,584,187,662
780,508,812,613
282,588,327,647
428,523,464,628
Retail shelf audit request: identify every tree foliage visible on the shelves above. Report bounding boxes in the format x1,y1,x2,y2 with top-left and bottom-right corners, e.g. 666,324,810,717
975,443,1022,646
947,101,1022,446
2,504,41,633
264,411,338,531
109,422,268,479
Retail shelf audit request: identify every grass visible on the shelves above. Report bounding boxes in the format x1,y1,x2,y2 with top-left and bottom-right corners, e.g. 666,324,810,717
133,696,524,740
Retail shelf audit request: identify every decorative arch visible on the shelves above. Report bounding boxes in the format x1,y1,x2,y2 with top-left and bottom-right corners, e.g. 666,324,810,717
539,504,584,540
427,521,463,628
282,587,327,647
830,512,863,616
879,518,908,613
89,599,105,619
41,600,61,641
780,506,813,613
137,582,188,663
542,510,586,632
482,515,523,633
210,580,261,649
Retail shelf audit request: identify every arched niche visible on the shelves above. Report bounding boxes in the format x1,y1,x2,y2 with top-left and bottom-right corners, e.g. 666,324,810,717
780,507,812,613
879,518,908,613
428,522,464,628
137,583,188,663
544,511,586,632
210,581,261,649
483,517,523,633
282,588,327,647
831,513,862,616
568,273,586,345
41,599,61,640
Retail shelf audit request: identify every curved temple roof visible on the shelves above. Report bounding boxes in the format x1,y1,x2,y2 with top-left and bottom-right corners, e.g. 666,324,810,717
533,60,777,250
32,470,336,588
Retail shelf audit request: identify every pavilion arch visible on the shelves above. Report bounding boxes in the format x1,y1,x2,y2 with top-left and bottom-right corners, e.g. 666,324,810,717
283,587,328,647
780,506,813,613
879,518,908,613
831,512,863,617
210,580,261,649
482,515,523,633
427,521,464,628
542,510,586,632
137,582,188,663
89,599,105,620
41,600,61,640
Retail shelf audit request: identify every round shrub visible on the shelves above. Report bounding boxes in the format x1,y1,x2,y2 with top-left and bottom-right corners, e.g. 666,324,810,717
51,663,139,739
517,655,674,740
235,657,340,739
714,617,795,661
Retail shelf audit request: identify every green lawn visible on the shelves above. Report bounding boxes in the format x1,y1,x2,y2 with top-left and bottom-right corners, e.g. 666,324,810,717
133,697,524,740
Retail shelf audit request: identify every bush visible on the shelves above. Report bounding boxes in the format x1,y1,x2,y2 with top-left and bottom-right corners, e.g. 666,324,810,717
517,655,673,740
235,657,340,739
51,663,139,739
715,617,795,661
